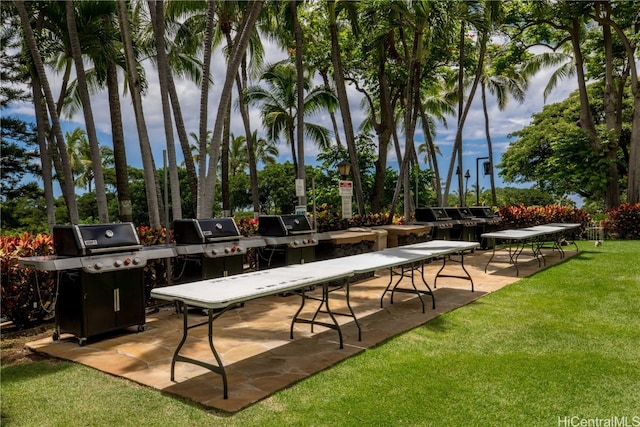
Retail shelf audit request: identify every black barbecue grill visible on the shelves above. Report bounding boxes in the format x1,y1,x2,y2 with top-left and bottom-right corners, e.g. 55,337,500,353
444,207,479,241
414,207,454,240
18,223,175,345
173,218,265,280
257,215,319,268
469,206,502,248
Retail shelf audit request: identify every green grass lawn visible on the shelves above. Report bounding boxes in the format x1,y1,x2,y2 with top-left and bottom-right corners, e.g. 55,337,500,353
2,241,639,426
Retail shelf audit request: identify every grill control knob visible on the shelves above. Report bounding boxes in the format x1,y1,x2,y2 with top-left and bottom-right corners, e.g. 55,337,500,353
230,246,237,253
132,257,142,265
94,262,104,270
224,247,231,253
292,240,299,246
236,247,242,253
210,249,218,256
113,259,123,268
124,258,132,266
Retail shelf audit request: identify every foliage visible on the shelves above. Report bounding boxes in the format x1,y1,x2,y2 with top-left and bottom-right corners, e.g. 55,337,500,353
313,204,400,232
497,205,591,231
499,83,630,205
603,203,640,240
0,233,55,326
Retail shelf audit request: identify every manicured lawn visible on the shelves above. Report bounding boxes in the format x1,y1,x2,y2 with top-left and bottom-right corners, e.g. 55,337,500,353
2,241,639,426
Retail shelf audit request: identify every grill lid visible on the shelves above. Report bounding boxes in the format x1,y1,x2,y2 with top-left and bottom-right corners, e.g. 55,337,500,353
445,207,476,220
258,214,313,236
415,207,451,222
469,206,497,218
53,223,142,256
173,218,241,244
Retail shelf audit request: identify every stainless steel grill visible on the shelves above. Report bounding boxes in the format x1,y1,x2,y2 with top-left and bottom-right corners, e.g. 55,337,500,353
413,207,454,240
257,215,319,268
172,218,265,280
18,223,175,345
444,207,479,241
469,206,502,248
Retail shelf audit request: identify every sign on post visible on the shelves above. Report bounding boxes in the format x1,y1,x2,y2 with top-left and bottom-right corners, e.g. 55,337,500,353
339,180,353,197
339,180,353,219
295,179,305,197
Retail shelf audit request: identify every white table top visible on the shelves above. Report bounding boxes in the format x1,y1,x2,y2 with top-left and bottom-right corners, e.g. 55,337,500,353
481,229,548,240
150,263,353,309
305,249,435,274
396,240,480,255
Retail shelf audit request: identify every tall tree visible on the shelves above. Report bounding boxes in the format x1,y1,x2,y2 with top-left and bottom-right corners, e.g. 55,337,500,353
149,0,182,221
327,0,365,215
202,0,264,218
15,0,80,224
116,0,161,228
65,0,109,222
245,60,337,174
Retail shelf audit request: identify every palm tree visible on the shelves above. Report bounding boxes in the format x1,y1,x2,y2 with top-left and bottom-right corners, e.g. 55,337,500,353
65,128,91,190
116,0,161,229
15,0,80,224
202,0,265,218
148,0,182,221
326,0,366,215
244,60,337,174
65,0,109,222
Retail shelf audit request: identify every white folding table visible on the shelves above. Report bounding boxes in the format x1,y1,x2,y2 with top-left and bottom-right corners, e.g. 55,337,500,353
392,240,480,291
150,263,354,399
481,228,549,276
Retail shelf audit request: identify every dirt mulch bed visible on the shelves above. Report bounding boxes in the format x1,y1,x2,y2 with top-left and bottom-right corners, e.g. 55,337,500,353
1,322,56,366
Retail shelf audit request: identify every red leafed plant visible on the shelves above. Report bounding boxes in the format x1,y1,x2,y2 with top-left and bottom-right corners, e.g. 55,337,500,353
1,233,56,327
603,203,640,239
497,205,591,233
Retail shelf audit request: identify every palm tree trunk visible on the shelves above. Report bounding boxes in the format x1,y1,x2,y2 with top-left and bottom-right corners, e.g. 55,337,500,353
371,47,393,213
16,0,80,224
106,60,133,222
291,1,306,206
327,0,365,215
31,73,57,232
236,57,260,214
65,0,109,223
168,75,198,211
116,0,161,228
197,0,216,218
149,0,182,221
481,83,497,206
204,0,264,217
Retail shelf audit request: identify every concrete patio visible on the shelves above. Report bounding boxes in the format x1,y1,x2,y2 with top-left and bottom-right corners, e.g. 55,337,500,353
25,247,575,413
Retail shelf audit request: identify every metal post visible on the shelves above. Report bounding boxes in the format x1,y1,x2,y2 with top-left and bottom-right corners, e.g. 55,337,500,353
475,156,489,206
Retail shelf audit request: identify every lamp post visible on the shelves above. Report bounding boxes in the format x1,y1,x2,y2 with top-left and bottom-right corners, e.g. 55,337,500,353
475,156,489,206
337,160,351,180
464,169,471,207
455,166,461,205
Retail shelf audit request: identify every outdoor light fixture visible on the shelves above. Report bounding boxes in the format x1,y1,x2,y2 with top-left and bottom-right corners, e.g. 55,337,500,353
338,160,351,180
464,169,471,206
475,156,490,205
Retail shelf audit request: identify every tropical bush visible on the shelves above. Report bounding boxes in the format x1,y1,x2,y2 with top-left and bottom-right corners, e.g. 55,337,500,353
603,203,640,239
497,205,592,232
1,233,55,327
